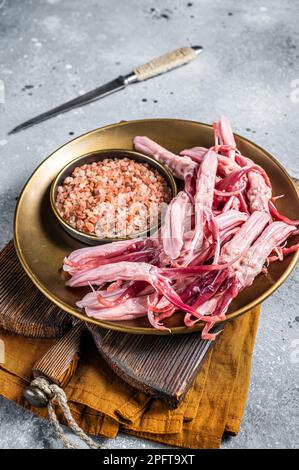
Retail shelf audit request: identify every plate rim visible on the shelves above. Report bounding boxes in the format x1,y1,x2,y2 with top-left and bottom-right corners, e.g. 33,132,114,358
14,118,299,334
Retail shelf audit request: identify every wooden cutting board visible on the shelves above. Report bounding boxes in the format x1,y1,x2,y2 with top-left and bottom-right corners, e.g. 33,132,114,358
0,241,217,407
0,241,72,338
88,324,219,407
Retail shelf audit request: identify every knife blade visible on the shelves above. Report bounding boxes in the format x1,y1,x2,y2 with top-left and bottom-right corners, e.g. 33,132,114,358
9,77,126,135
9,46,202,135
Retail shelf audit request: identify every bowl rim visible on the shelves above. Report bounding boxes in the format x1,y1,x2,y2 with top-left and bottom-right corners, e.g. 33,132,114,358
50,148,177,243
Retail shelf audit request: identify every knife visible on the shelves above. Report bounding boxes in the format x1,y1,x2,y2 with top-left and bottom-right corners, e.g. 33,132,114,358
9,46,203,135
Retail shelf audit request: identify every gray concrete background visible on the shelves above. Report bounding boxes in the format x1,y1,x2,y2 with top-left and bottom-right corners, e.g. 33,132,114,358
0,0,298,449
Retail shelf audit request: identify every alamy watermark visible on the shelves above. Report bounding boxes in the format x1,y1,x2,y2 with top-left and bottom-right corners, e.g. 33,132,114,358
59,198,194,239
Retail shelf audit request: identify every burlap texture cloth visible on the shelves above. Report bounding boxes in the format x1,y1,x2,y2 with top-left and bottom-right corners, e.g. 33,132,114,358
0,304,260,449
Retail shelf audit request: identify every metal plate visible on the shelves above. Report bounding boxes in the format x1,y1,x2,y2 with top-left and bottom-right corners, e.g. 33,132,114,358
14,119,299,334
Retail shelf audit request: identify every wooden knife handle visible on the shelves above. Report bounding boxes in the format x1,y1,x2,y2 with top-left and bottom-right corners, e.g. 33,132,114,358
134,46,202,81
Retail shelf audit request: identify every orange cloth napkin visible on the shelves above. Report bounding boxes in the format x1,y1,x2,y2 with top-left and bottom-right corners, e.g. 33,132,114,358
0,306,260,448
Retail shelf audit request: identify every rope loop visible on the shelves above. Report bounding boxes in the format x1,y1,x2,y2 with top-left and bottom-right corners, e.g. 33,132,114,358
31,377,103,449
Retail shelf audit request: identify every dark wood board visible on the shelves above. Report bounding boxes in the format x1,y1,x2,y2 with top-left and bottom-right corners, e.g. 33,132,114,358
88,324,220,408
0,241,72,338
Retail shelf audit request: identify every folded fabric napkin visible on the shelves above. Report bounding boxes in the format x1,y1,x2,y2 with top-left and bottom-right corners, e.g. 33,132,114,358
0,304,260,448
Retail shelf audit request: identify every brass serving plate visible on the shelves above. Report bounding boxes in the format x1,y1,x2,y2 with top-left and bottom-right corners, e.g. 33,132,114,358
14,119,299,334
50,149,177,245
